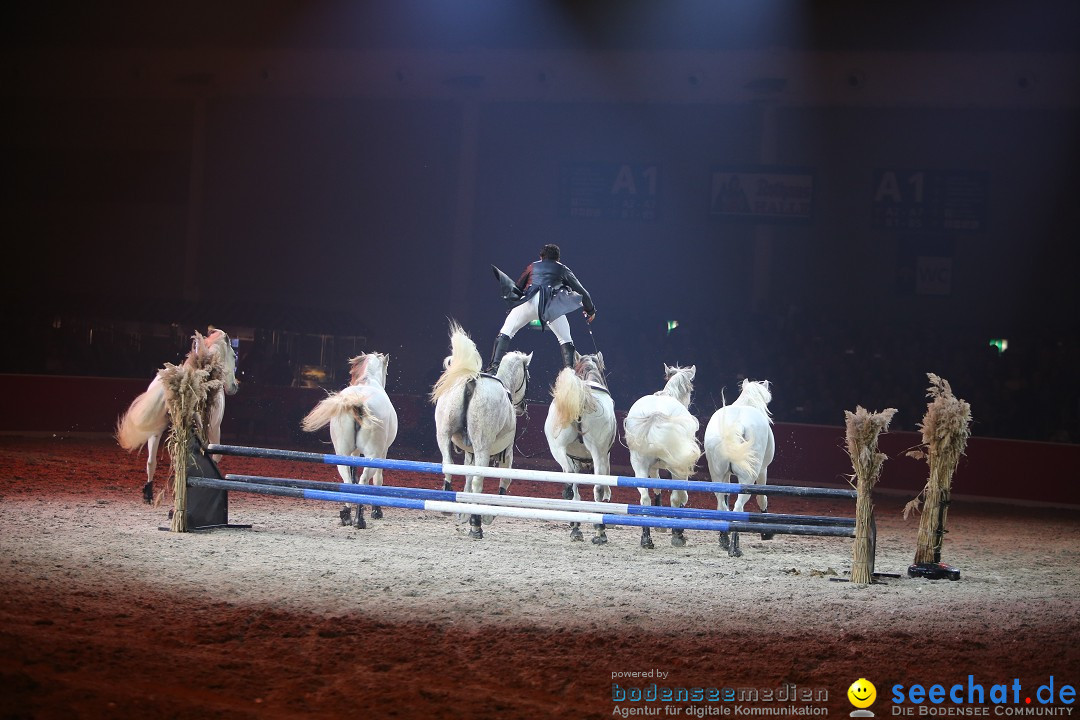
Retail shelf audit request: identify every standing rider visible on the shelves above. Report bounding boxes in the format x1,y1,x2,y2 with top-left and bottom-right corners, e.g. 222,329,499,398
490,244,596,371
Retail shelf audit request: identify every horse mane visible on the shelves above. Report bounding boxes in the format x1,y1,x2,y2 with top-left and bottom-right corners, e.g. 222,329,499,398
430,322,482,403
733,379,773,421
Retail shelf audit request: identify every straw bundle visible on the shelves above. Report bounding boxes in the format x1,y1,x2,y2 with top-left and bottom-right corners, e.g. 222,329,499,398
845,406,897,585
903,374,972,564
158,331,226,532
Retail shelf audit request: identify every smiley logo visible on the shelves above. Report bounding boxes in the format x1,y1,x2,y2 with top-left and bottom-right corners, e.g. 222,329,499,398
848,678,877,709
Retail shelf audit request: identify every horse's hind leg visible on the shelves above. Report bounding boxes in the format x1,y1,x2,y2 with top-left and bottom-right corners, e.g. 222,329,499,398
630,453,655,549
468,451,488,538
568,483,584,542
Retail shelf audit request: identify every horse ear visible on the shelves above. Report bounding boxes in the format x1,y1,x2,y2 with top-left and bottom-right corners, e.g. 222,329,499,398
663,364,674,378
524,352,533,366
687,365,696,379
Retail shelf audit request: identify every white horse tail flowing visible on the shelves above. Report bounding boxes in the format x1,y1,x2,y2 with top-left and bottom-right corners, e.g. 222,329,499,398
719,418,762,482
625,411,702,479
115,379,168,452
301,391,383,433
550,367,594,433
430,322,483,403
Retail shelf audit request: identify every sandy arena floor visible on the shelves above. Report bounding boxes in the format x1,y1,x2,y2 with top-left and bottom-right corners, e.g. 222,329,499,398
1,435,1078,719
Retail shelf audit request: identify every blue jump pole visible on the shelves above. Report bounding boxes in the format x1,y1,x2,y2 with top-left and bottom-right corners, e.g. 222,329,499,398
187,476,855,538
208,444,857,500
225,473,856,528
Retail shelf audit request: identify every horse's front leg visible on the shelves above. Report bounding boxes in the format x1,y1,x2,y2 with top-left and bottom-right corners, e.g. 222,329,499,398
340,465,367,529
143,433,161,504
482,446,512,526
367,467,384,521
351,466,380,526
751,467,772,540
207,391,225,463
669,488,689,547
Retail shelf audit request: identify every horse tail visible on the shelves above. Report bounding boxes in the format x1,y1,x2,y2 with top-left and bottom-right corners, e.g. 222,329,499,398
624,411,701,479
457,378,476,446
430,322,482,403
719,418,762,482
551,368,590,433
115,379,168,452
301,391,383,433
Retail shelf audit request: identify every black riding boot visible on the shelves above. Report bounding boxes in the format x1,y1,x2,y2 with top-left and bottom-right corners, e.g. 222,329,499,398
489,333,512,373
559,342,576,369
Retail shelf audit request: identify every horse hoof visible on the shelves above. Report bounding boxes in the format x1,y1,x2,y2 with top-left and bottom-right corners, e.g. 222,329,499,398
760,532,774,541
469,528,483,539
442,480,452,492
591,534,608,545
339,508,352,526
482,514,495,525
562,485,574,500
570,527,584,542
371,506,383,520
142,482,153,504
353,515,367,529
671,532,687,548
718,533,730,550
640,535,655,550
729,546,743,558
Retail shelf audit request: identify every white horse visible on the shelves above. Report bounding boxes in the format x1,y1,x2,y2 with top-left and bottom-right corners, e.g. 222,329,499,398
544,352,616,544
704,379,775,557
300,352,398,528
431,322,531,539
116,328,239,503
623,365,702,549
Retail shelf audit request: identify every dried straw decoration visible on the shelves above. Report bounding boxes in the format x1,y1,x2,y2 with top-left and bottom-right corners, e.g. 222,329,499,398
903,373,972,564
158,331,226,532
845,406,897,585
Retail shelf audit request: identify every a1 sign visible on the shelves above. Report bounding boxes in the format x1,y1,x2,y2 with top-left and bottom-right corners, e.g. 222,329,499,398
872,169,988,233
561,163,659,221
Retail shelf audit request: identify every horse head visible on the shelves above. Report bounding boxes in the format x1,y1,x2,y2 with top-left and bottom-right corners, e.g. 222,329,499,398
659,364,695,407
737,378,773,418
497,350,532,415
349,352,389,388
574,352,607,389
204,328,240,396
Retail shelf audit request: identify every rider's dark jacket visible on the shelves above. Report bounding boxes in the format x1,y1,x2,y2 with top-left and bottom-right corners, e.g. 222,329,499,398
511,259,596,324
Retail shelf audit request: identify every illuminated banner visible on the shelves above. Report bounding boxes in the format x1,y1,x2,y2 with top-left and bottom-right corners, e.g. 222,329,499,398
709,166,814,222
560,163,659,221
872,168,988,232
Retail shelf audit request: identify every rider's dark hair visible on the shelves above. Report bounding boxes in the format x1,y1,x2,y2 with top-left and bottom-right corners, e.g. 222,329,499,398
539,244,561,261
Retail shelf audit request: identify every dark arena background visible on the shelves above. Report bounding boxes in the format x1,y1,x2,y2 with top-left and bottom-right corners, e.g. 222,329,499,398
2,2,1078,718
